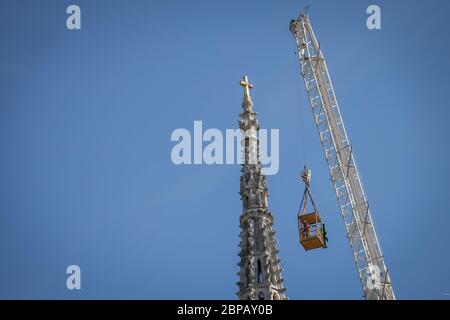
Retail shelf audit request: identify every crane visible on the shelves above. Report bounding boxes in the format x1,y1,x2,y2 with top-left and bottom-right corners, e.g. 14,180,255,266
289,11,395,300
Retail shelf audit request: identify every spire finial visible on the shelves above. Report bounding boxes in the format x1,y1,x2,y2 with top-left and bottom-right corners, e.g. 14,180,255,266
240,75,254,98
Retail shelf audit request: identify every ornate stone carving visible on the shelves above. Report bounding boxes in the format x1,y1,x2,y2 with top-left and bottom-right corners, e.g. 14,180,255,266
236,76,287,300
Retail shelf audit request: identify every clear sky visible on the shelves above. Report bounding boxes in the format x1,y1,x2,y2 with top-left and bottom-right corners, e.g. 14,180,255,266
1,0,450,299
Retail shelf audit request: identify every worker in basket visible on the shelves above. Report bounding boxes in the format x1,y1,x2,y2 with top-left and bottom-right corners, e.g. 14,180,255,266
302,220,310,238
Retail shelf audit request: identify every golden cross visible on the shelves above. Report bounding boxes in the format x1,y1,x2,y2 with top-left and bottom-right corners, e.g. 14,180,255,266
240,75,254,97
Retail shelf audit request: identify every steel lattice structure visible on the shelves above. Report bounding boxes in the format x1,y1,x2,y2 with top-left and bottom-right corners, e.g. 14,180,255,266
290,13,395,300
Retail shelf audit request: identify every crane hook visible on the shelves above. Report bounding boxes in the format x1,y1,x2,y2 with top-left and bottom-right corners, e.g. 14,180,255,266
301,166,311,187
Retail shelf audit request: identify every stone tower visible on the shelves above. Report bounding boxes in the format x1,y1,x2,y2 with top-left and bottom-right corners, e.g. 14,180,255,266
236,75,287,300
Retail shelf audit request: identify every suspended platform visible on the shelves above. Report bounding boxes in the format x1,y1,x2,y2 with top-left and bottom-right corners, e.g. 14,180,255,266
298,211,326,251
297,168,327,251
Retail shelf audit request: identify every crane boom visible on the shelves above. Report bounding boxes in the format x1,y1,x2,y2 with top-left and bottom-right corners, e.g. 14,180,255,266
290,13,395,300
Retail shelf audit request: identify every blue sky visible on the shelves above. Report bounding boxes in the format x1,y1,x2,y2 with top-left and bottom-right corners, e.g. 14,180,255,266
1,0,450,299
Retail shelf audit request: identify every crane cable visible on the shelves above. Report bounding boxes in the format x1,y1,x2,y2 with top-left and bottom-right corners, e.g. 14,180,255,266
294,59,310,219
294,59,307,166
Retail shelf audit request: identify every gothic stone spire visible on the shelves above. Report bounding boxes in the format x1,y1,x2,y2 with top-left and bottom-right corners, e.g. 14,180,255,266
236,75,287,300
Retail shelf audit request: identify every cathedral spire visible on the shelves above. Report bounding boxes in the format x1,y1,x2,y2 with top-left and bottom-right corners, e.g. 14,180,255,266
240,75,254,112
236,75,287,300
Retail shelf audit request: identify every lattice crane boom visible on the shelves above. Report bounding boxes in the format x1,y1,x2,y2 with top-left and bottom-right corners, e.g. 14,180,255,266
290,12,395,300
